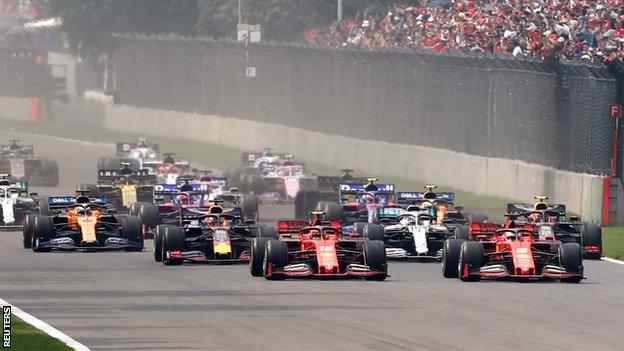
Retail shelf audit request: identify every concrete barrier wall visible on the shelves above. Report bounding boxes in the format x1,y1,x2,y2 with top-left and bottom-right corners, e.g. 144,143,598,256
104,104,605,223
0,96,104,124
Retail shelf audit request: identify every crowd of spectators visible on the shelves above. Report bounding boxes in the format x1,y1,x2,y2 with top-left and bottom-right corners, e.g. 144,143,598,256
310,0,624,64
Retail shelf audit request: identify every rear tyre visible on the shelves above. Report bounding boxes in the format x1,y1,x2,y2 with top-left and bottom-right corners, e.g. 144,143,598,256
241,194,259,222
162,226,185,266
264,240,288,280
39,196,51,216
129,202,142,216
77,183,100,197
458,241,483,281
454,225,470,240
467,212,488,223
580,223,602,260
120,215,143,251
250,237,270,277
559,243,583,283
258,226,278,239
32,216,53,252
294,190,307,219
22,214,37,249
316,201,343,221
363,240,388,281
352,222,367,236
442,239,465,278
363,224,385,242
138,203,158,233
303,191,320,219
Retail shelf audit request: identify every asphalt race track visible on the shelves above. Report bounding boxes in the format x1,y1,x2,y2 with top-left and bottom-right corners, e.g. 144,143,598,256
1,132,624,351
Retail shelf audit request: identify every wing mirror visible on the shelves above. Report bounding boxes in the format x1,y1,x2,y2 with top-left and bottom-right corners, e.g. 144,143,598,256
569,216,579,221
29,192,38,197
108,209,118,214
455,205,463,211
245,219,255,225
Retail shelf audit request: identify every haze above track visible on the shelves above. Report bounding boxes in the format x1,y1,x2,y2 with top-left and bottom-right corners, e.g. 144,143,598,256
0,131,623,351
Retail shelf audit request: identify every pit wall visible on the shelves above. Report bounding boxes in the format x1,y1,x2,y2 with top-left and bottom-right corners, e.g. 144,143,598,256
104,103,605,223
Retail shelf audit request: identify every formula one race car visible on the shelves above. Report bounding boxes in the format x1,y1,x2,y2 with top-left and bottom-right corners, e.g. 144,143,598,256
314,178,396,227
152,153,190,184
294,169,367,219
0,175,40,230
22,191,143,251
228,149,317,203
442,221,584,283
366,188,467,259
0,140,58,186
502,197,602,259
89,163,156,212
115,139,161,165
153,204,273,265
249,212,388,280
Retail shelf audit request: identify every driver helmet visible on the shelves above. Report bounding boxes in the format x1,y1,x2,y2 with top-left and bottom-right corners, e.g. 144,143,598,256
505,232,517,242
176,193,189,204
309,228,322,237
362,193,374,204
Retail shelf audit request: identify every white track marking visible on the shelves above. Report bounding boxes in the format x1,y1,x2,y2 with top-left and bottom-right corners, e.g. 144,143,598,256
602,257,624,265
0,297,92,351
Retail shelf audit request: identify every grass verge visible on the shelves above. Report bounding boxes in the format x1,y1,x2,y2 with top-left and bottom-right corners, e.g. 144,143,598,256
9,314,72,351
603,227,624,260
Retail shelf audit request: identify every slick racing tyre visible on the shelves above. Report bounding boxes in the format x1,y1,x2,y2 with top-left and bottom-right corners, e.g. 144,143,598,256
363,240,388,281
442,239,465,278
32,215,53,252
316,201,343,221
264,240,288,280
258,226,278,239
153,225,174,262
250,237,270,277
162,226,185,266
22,213,37,249
559,243,583,283
363,224,385,242
352,222,368,236
580,223,602,260
458,241,483,282
136,202,159,233
454,225,470,240
241,194,259,222
120,215,143,251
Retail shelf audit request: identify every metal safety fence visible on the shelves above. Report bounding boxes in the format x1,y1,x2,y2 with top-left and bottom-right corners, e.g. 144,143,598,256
112,35,618,175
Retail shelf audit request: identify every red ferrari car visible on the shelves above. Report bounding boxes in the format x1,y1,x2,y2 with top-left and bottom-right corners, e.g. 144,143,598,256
443,221,583,283
249,213,388,280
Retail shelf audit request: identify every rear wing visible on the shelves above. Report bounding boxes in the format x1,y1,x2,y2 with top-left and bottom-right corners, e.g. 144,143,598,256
47,196,107,210
153,183,212,197
469,222,503,240
376,207,406,219
317,176,367,193
10,181,28,192
209,176,228,188
115,142,160,158
397,192,455,205
0,144,34,156
97,169,156,184
339,183,395,195
507,203,566,216
242,151,288,167
276,220,309,235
